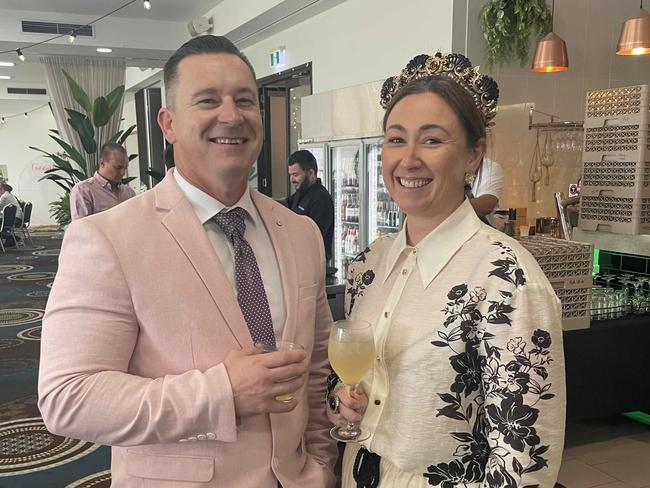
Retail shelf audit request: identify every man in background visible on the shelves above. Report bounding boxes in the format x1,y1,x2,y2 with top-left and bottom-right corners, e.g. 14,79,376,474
468,157,504,224
69,142,135,220
287,150,334,262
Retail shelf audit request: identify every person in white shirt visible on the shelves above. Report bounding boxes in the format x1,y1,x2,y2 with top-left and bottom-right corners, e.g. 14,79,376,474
327,52,565,487
469,157,504,221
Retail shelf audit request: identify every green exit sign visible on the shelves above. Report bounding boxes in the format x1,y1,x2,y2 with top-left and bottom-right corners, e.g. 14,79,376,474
269,47,286,68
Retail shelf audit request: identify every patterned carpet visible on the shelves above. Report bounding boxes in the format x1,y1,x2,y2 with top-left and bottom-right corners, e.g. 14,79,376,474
0,233,110,488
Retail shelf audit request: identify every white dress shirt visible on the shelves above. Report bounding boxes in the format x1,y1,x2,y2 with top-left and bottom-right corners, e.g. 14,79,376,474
174,169,286,339
341,199,565,487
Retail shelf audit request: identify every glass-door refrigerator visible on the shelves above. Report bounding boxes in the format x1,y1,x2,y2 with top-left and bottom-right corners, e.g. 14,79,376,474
297,142,330,190
329,140,365,275
365,138,402,242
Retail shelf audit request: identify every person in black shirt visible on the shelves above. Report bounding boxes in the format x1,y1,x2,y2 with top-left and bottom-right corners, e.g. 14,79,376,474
287,150,334,262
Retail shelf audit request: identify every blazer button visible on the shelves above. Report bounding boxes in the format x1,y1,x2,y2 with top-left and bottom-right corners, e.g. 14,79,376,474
197,434,207,441
206,432,216,440
276,220,283,226
374,399,381,405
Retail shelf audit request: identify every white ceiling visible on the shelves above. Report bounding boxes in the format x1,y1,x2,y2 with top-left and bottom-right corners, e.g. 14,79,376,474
0,0,220,22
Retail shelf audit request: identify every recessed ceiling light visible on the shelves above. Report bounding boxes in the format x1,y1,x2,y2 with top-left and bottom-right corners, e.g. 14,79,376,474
96,48,113,53
0,75,11,80
0,62,15,67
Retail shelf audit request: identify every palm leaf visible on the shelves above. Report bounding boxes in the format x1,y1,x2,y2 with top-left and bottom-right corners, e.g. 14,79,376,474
118,125,136,144
92,96,111,127
49,135,88,173
65,109,96,154
63,69,92,113
105,85,125,117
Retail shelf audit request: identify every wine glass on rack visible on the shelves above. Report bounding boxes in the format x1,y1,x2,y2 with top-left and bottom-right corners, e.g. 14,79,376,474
636,277,650,313
328,319,375,442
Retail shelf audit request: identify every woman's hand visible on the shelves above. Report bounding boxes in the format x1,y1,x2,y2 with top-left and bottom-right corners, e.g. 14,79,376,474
335,385,369,424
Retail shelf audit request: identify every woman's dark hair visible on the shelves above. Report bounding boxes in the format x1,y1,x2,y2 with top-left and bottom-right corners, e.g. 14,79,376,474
0,182,13,192
382,75,486,147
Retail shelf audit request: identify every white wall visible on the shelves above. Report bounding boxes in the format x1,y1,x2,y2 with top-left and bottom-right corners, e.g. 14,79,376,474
242,0,454,94
205,0,286,35
0,103,60,226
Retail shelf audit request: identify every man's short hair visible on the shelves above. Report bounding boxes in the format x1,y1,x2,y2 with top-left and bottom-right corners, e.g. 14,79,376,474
288,150,318,174
163,35,256,107
100,142,127,161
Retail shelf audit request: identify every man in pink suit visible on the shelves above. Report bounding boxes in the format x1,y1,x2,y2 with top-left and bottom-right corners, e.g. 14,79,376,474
38,35,337,487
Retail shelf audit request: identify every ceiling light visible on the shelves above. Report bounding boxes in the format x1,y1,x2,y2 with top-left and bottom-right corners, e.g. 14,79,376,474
0,62,15,67
1,118,5,124
24,113,28,118
68,32,77,44
143,0,151,10
617,1,650,55
16,49,25,62
96,48,113,53
531,0,569,72
0,75,11,80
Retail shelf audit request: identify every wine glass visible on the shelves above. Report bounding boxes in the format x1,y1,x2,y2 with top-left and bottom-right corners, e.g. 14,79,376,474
328,319,375,442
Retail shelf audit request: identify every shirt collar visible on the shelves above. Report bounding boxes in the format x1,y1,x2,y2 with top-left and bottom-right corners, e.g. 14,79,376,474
173,168,257,227
382,199,482,288
94,171,115,189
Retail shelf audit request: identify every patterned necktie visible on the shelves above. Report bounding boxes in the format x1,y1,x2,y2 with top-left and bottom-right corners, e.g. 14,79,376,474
213,207,276,348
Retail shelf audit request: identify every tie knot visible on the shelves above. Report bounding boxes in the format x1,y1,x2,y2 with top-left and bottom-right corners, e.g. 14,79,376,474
213,207,249,239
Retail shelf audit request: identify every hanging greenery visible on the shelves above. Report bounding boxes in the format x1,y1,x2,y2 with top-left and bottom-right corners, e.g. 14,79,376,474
480,0,553,69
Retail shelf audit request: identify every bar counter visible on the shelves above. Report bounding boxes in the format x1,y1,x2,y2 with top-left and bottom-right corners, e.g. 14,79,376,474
565,314,650,420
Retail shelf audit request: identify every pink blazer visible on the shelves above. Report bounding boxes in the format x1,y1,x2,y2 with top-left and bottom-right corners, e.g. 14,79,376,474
38,172,337,487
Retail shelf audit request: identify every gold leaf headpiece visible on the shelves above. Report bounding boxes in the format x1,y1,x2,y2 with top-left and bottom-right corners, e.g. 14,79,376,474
380,52,499,126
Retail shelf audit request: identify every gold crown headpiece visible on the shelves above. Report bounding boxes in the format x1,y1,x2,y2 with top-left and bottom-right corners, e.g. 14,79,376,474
380,52,499,126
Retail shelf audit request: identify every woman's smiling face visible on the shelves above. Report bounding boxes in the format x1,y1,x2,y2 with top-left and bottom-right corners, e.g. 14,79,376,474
381,92,484,221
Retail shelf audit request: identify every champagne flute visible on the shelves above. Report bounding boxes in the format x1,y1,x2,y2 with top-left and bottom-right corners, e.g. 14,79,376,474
328,319,375,442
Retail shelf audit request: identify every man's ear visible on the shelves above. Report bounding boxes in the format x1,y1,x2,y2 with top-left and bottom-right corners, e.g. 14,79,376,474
157,107,176,144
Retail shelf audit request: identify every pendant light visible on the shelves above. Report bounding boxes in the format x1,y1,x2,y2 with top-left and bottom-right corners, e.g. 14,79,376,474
531,0,569,72
617,0,650,55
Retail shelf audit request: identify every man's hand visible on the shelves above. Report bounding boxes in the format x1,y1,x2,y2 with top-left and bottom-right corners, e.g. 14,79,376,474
224,347,308,416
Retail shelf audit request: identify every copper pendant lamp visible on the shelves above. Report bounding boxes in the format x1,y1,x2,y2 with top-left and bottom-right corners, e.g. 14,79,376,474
616,1,650,55
531,0,569,72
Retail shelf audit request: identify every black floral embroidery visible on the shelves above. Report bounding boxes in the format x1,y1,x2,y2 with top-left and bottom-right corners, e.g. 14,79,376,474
346,268,375,315
425,242,556,486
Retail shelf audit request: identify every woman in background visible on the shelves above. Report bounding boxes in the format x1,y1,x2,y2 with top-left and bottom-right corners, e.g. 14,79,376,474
328,53,565,487
0,182,23,246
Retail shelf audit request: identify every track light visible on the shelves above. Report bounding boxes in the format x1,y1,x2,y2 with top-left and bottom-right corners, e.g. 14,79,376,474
617,0,650,55
16,49,25,62
68,32,77,44
143,0,151,10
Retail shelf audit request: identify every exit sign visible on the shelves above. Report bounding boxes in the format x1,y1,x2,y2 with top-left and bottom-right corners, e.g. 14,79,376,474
269,47,286,68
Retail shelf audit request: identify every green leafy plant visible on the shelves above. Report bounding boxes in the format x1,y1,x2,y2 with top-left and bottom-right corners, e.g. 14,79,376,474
32,69,137,226
480,0,552,68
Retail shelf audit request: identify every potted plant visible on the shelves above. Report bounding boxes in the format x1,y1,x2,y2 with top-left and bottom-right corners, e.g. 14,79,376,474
32,70,136,227
480,0,552,68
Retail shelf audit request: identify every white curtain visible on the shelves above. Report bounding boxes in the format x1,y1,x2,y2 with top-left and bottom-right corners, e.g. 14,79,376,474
40,56,126,176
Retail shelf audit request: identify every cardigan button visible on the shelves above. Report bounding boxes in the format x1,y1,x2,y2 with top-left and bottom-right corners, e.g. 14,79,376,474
374,399,381,406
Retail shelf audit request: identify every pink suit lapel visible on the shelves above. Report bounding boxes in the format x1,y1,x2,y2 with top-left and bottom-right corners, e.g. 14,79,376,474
153,172,252,348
